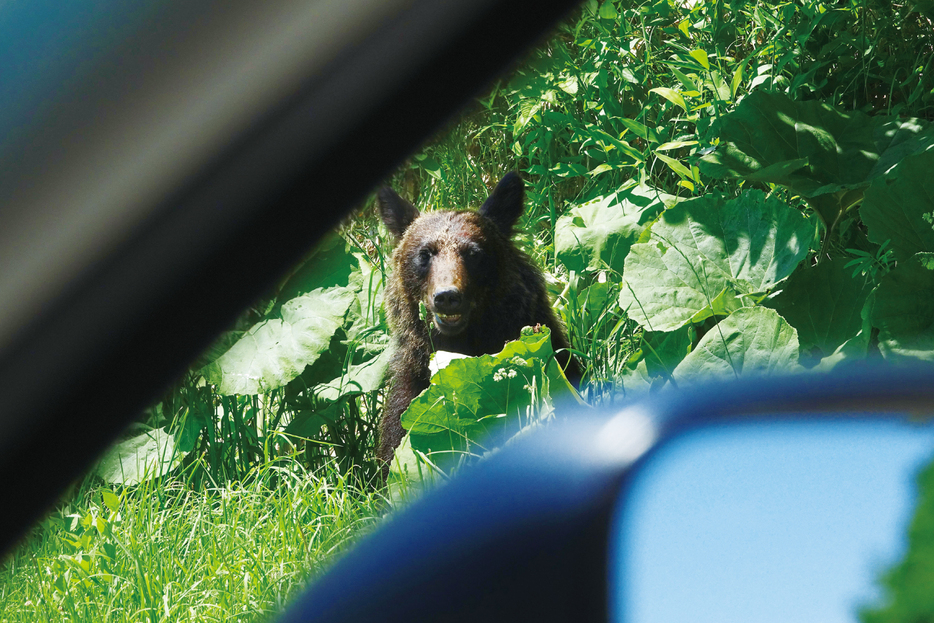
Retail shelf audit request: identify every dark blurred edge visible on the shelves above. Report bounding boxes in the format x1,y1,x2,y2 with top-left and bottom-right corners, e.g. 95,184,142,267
0,0,582,555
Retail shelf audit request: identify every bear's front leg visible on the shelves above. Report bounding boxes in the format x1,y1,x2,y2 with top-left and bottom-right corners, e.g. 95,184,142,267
377,346,430,474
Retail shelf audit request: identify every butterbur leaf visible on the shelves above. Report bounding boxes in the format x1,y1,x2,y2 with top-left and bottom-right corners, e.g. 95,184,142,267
672,307,801,382
192,330,245,370
401,328,579,473
766,258,873,360
619,191,811,331
98,428,182,486
274,232,357,306
871,255,934,362
202,286,356,394
699,91,934,200
641,326,694,379
861,149,934,261
314,347,393,401
284,401,342,439
555,187,668,273
617,359,655,399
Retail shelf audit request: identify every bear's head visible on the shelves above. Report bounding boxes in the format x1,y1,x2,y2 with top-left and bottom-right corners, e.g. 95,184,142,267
378,172,525,336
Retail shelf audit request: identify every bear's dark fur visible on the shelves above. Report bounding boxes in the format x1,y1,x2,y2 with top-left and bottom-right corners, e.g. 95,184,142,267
376,172,579,467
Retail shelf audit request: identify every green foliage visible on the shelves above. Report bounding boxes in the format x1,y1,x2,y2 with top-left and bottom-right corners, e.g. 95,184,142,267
671,307,801,382
554,184,672,273
0,463,382,622
766,258,873,363
96,427,181,487
699,90,934,198
699,90,934,239
861,149,934,261
394,327,580,476
870,255,934,362
861,458,934,623
202,286,356,395
98,231,390,486
618,190,811,332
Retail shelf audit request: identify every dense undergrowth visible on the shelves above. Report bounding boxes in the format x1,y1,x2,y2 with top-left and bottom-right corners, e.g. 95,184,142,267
3,0,934,620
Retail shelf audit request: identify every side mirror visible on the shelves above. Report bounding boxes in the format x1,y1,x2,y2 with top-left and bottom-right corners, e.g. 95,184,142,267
275,367,934,623
616,419,934,623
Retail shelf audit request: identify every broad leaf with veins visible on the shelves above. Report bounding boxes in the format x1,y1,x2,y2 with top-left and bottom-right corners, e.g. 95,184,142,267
618,190,811,332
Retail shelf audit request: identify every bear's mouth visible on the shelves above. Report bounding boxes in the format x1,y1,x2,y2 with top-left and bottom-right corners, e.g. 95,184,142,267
432,311,468,335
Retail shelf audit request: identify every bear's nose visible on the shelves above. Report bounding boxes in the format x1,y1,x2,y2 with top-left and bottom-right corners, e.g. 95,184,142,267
433,288,463,313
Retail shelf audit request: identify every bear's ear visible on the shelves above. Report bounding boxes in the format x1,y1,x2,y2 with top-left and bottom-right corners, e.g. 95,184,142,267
479,172,524,236
378,186,420,241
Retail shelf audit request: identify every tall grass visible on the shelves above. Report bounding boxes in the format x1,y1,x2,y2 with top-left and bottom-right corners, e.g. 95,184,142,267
0,460,384,622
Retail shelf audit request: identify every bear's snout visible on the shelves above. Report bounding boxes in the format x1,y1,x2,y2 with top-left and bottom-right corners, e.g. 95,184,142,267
432,288,463,314
430,285,469,335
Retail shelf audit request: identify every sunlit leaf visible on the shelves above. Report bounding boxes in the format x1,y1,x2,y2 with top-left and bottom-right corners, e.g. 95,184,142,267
673,307,801,381
202,286,356,394
689,49,709,70
619,191,811,331
98,428,182,486
655,152,694,179
598,1,618,19
555,185,671,273
650,87,688,112
402,328,580,473
699,90,934,200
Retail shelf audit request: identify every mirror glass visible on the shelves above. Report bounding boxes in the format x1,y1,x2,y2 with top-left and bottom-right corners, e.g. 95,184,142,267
614,419,934,623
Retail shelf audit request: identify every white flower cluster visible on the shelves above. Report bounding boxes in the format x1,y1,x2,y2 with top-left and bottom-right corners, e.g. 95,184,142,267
493,367,518,382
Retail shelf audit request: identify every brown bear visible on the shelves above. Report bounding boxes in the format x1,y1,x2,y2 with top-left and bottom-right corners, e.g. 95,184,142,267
376,172,579,467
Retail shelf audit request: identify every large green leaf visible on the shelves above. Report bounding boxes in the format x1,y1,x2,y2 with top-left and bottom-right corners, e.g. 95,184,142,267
202,286,356,394
555,185,669,273
284,401,342,439
861,149,934,261
870,255,934,362
616,358,655,399
672,307,801,381
97,428,182,486
640,326,694,379
618,191,811,331
766,258,873,360
314,346,393,401
699,90,933,198
402,328,578,473
273,232,357,307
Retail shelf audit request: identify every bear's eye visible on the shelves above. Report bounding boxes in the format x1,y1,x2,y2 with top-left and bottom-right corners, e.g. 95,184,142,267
416,248,433,268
